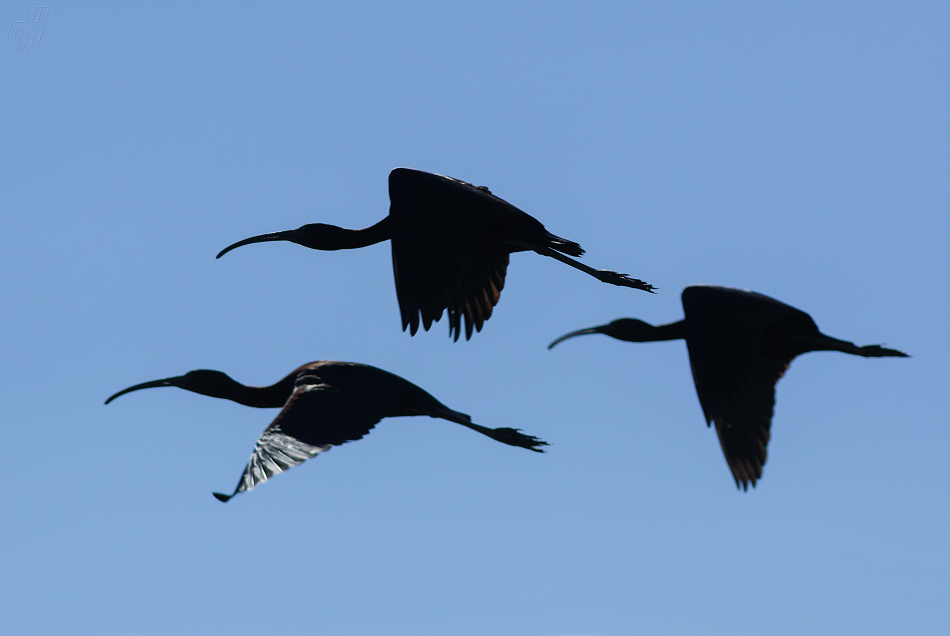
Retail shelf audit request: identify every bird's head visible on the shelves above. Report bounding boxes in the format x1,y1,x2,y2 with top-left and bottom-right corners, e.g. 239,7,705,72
105,369,236,404
548,319,654,349
216,223,348,258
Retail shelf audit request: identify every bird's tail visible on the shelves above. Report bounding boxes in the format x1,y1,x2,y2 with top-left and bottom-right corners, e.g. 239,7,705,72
427,404,473,426
395,384,548,452
544,232,584,257
393,384,473,424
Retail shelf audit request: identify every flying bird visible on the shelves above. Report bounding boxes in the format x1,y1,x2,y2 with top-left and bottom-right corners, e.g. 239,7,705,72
217,168,654,341
106,360,547,501
548,285,908,489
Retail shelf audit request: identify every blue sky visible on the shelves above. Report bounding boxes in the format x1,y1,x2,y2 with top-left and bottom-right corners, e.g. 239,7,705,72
1,3,947,635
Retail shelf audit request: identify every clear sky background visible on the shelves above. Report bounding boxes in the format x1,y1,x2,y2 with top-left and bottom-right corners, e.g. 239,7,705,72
2,3,947,635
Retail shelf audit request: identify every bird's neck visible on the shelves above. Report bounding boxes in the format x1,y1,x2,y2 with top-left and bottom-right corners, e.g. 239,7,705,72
642,320,686,341
325,216,392,250
200,375,297,408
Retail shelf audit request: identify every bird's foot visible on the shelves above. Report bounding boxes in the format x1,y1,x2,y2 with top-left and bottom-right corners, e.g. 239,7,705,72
596,270,656,293
489,427,549,453
859,344,910,358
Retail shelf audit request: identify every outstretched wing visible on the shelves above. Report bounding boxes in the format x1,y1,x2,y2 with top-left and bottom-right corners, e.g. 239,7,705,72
214,378,394,501
446,253,509,341
682,286,806,489
390,216,475,336
389,168,524,338
688,351,793,490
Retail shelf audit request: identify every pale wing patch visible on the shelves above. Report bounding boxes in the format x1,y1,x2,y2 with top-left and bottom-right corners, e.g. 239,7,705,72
215,377,390,501
235,428,330,495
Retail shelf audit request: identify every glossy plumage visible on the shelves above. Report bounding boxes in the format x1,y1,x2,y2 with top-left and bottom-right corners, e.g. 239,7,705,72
549,285,908,489
106,361,547,501
217,168,654,340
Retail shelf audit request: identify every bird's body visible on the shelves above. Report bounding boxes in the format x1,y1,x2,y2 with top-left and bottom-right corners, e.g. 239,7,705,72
106,360,547,501
217,168,653,340
549,285,908,489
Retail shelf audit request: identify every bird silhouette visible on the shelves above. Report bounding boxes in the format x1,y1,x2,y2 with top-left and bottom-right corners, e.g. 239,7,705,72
217,168,654,341
548,285,908,489
106,360,547,501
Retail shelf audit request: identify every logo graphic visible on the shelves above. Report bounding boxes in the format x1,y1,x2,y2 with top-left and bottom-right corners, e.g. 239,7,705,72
8,6,49,51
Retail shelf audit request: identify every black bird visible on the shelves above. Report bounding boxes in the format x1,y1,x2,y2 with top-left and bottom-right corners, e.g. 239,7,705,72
548,285,908,489
106,360,547,501
217,168,654,341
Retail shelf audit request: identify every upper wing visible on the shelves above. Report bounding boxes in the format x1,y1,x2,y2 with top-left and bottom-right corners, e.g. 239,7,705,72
390,217,474,335
388,168,524,337
447,253,509,341
214,378,394,501
682,286,805,489
687,349,793,490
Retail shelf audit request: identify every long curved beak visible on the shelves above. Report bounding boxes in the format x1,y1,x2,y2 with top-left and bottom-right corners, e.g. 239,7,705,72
548,326,605,349
105,377,183,404
216,230,294,259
